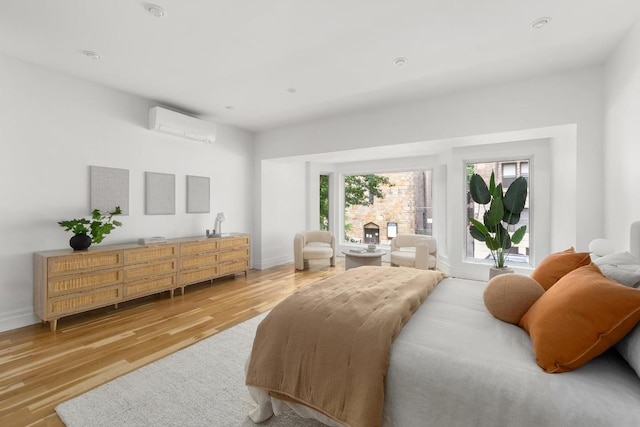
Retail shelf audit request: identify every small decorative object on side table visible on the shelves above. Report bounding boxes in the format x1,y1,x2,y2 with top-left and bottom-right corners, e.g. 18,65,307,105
209,211,226,237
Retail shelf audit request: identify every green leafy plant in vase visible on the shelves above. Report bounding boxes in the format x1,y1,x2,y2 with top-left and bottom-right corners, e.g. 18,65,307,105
58,206,123,250
468,171,528,278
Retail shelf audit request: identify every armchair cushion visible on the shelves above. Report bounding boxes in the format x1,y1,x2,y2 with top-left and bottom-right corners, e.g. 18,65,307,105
303,242,333,259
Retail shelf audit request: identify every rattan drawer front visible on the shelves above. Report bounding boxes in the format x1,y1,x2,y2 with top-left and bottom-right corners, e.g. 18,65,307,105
219,236,249,249
180,253,218,270
124,245,178,265
48,285,123,318
124,274,176,299
219,259,249,276
124,259,177,281
178,266,219,286
219,248,249,263
48,268,123,297
180,240,219,256
48,251,123,277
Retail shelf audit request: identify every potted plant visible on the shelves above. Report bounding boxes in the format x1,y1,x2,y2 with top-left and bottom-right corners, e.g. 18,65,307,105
58,206,123,251
468,171,528,278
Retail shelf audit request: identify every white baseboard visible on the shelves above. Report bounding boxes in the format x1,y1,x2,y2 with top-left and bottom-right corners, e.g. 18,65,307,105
436,258,453,276
0,307,39,333
257,254,293,270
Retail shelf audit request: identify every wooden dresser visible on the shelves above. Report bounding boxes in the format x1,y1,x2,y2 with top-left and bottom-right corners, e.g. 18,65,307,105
34,233,250,331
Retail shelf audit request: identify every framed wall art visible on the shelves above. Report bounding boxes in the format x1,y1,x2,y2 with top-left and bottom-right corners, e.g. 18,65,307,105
90,166,130,215
145,172,175,215
186,175,210,213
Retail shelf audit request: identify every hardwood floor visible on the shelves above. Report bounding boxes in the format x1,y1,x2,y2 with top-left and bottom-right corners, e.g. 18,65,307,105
0,259,349,427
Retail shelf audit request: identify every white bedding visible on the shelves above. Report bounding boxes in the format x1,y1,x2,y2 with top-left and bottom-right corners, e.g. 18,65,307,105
248,276,640,426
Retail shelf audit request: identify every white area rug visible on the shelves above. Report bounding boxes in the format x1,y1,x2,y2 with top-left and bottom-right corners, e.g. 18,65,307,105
56,313,325,427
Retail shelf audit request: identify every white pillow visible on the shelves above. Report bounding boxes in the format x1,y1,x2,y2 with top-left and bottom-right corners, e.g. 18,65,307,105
588,238,615,258
593,251,640,288
593,251,640,265
617,325,640,378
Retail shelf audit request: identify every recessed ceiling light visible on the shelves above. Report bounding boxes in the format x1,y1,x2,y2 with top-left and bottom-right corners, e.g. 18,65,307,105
146,4,166,18
82,50,101,60
287,88,297,94
394,57,408,66
531,17,551,29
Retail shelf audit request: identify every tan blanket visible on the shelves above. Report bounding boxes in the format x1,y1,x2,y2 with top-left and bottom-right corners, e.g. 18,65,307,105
245,266,446,427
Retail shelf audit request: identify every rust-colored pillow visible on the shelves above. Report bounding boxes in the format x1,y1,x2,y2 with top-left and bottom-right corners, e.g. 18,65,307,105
483,274,545,324
530,247,591,290
520,263,640,373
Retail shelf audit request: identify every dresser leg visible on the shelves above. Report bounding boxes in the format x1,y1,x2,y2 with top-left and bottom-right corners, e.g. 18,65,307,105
49,319,57,332
169,289,174,298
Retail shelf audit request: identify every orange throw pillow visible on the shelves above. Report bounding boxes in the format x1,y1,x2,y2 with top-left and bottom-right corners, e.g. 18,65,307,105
530,247,591,290
520,263,640,373
483,274,545,324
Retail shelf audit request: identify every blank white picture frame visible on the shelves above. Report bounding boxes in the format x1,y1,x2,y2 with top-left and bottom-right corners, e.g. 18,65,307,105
90,166,130,215
145,172,175,215
186,175,210,213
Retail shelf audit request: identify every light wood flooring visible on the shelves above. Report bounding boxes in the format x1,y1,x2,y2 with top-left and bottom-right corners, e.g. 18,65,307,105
0,259,353,427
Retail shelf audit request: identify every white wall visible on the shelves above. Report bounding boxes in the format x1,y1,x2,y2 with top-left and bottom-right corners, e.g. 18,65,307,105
255,68,605,273
604,23,640,251
258,159,307,269
0,55,254,332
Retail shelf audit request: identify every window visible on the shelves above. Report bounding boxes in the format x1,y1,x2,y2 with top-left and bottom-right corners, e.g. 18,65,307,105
466,160,530,264
502,162,517,187
342,171,432,245
319,174,329,230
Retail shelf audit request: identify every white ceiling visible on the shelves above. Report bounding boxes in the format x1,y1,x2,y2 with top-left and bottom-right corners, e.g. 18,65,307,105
1,0,639,132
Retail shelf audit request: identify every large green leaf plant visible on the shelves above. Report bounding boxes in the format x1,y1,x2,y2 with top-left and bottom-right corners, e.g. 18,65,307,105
58,206,123,244
468,172,528,268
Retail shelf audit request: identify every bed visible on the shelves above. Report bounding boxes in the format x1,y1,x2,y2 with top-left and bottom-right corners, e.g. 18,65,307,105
246,227,640,427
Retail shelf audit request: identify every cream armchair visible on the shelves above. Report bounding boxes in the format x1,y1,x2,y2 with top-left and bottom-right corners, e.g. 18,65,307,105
390,234,437,270
294,231,336,270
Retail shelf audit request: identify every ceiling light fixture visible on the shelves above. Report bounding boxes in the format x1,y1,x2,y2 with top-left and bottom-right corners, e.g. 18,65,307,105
531,17,551,29
82,50,101,60
146,4,166,18
394,57,408,66
287,88,297,94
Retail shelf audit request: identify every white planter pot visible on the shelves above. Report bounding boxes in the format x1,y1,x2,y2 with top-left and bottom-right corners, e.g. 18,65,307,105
489,266,514,279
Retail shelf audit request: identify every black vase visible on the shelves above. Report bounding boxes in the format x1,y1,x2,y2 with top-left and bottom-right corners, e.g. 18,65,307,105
70,234,92,251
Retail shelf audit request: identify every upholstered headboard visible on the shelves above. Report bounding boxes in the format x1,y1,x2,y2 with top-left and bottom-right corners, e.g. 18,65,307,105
591,222,640,260
631,221,640,259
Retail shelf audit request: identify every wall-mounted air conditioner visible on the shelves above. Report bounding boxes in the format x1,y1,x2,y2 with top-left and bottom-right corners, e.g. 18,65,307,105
148,106,217,143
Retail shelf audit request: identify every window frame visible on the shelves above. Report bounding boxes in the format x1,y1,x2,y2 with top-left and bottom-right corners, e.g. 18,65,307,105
451,137,551,278
465,159,532,267
319,155,440,255
340,169,434,246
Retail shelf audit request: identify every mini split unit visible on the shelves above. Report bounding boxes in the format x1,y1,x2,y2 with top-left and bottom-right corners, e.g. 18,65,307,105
148,106,217,143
